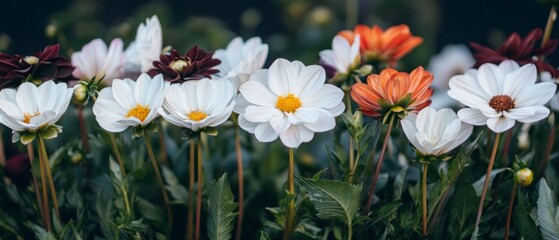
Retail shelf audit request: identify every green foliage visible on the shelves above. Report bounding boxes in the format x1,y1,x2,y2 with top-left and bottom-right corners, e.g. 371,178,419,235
207,174,238,240
537,179,559,240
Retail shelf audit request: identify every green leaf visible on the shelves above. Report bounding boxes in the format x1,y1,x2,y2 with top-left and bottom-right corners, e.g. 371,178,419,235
260,231,272,240
515,188,543,240
26,222,56,240
472,168,507,196
207,174,239,240
20,132,36,145
296,175,362,225
162,166,188,204
393,167,408,200
109,157,123,183
537,178,559,240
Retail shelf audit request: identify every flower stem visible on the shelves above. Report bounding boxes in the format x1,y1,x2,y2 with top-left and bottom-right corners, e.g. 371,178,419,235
235,125,245,240
504,181,518,240
345,0,358,28
542,6,557,49
345,90,356,183
78,107,90,151
158,122,168,166
144,133,172,225
540,125,555,177
121,186,132,216
38,137,60,220
473,132,501,235
422,162,429,236
195,138,204,240
36,140,51,231
27,143,46,229
365,115,395,214
283,148,296,240
186,140,195,240
108,132,126,177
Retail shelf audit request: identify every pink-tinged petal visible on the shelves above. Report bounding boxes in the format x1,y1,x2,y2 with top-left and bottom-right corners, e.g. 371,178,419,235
448,74,489,108
486,117,515,133
503,64,536,99
239,81,277,106
457,108,488,126
516,106,550,123
515,82,556,107
254,122,279,142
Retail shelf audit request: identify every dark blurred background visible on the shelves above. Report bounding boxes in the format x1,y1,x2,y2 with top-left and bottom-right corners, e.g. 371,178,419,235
0,0,556,69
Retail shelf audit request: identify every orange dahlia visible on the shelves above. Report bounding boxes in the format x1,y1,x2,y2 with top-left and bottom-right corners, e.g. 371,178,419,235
351,67,433,121
339,24,423,66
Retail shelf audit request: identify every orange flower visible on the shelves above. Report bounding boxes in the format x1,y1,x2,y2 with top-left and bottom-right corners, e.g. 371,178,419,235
351,67,433,120
339,24,423,66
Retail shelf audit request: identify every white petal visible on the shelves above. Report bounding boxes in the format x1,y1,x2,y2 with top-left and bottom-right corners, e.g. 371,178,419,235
303,109,336,132
448,74,490,108
457,108,488,126
516,106,550,123
486,117,515,133
112,79,136,109
240,81,277,106
293,65,325,97
441,123,473,154
279,125,303,148
477,63,504,96
290,107,320,124
502,107,535,120
515,82,557,107
254,122,279,142
15,82,38,114
503,64,536,99
238,114,258,133
401,114,421,150
268,59,300,96
244,106,282,123
302,84,344,109
498,60,520,74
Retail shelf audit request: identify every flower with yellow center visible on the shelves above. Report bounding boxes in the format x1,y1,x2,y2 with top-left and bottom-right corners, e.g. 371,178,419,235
0,81,73,137
234,58,345,148
158,78,236,132
93,73,169,133
448,60,556,133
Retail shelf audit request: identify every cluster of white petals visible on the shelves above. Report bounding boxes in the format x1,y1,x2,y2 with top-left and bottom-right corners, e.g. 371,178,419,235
124,15,163,74
319,35,360,75
72,38,126,85
214,37,269,89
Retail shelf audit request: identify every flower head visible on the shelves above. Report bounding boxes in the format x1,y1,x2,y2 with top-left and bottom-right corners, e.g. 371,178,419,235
0,81,73,143
448,60,556,133
72,38,125,85
148,46,221,83
235,58,345,148
339,24,423,66
470,28,558,76
123,15,163,73
214,37,269,89
0,44,74,89
319,35,361,79
158,78,236,132
92,73,169,133
401,107,473,159
351,67,433,121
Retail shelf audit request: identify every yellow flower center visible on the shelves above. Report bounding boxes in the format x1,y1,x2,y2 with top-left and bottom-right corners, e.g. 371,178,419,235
126,104,150,122
170,60,190,72
276,94,302,113
23,112,40,124
187,111,207,121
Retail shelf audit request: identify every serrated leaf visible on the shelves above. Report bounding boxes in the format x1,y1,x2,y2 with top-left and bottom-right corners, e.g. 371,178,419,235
515,189,543,240
538,179,559,240
207,174,238,240
296,175,362,225
260,231,272,240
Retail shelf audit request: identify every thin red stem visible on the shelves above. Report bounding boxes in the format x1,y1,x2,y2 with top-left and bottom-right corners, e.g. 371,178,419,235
78,107,89,151
474,133,501,234
504,182,518,240
195,139,203,240
235,126,245,240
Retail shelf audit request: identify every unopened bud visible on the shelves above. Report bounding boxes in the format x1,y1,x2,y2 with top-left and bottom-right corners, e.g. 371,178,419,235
514,168,534,187
73,84,88,103
23,56,39,65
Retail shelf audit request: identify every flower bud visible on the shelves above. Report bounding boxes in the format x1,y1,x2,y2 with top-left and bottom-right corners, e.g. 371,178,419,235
514,168,534,187
73,84,88,104
23,56,39,65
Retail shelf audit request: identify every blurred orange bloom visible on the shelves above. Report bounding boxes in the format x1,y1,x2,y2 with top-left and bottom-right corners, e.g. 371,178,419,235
351,67,433,120
339,24,423,66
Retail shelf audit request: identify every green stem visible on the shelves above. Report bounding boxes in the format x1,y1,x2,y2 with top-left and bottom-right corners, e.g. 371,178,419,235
540,6,557,61
36,140,51,231
365,115,395,214
504,181,518,240
347,221,353,240
186,140,195,240
422,162,429,236
38,137,60,220
540,124,555,177
144,133,172,225
345,0,358,28
121,186,131,216
195,139,203,240
283,148,296,240
109,132,126,177
26,143,46,228
473,132,501,236
158,122,168,166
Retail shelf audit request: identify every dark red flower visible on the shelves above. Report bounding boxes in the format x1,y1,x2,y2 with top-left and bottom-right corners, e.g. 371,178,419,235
0,44,75,90
147,46,221,83
470,28,558,76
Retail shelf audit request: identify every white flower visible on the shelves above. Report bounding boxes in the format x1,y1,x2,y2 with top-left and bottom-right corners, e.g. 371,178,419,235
428,44,474,109
448,60,557,133
0,81,73,133
158,78,236,132
123,15,163,73
213,37,269,89
539,71,559,111
235,58,345,148
72,38,125,85
93,73,169,132
401,107,473,157
319,35,360,75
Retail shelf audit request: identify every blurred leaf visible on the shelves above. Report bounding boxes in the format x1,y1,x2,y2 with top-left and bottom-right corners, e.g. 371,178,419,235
109,156,123,183
472,168,507,196
207,173,238,240
161,166,188,204
296,175,362,225
514,188,542,240
393,167,408,200
260,231,272,240
537,178,559,240
27,222,56,240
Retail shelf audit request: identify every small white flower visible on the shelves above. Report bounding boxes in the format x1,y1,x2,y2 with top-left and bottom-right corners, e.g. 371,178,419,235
401,107,473,157
93,73,169,132
235,58,345,148
124,15,163,73
428,44,474,109
319,35,360,75
158,78,236,132
448,60,557,133
0,81,73,133
214,37,269,89
72,38,125,85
